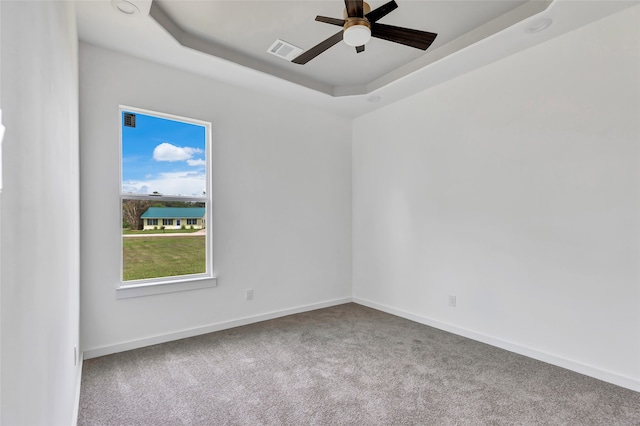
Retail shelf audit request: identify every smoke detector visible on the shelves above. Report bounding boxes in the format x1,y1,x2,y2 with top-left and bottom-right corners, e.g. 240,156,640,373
111,0,152,16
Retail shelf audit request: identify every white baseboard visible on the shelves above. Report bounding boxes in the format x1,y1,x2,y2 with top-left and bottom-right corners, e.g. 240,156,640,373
71,353,84,426
81,296,639,393
83,297,353,360
353,297,640,393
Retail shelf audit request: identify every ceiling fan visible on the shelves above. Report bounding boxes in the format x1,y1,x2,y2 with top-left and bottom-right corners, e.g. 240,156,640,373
292,0,437,65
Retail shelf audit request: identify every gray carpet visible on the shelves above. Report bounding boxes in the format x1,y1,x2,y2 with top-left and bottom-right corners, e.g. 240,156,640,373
78,303,640,425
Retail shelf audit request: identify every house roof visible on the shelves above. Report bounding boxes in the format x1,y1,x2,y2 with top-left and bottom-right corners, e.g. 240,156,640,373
141,207,205,219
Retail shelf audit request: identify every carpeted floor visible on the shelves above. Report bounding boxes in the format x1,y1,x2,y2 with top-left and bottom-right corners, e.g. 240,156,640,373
78,303,640,425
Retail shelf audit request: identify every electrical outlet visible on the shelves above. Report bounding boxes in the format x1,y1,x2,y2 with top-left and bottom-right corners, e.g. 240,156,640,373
246,289,253,301
448,295,456,307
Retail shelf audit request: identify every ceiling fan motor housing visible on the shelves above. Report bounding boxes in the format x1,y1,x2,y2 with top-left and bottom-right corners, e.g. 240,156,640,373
342,0,372,46
343,1,371,18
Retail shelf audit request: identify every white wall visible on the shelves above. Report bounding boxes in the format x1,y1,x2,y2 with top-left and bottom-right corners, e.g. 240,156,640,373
353,6,640,391
80,44,352,355
1,1,81,425
0,3,3,422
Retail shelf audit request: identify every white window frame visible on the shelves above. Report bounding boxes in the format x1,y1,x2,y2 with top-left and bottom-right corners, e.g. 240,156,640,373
117,105,216,299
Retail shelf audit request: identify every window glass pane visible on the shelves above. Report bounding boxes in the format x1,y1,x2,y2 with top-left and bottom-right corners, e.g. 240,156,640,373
122,200,206,281
122,111,207,197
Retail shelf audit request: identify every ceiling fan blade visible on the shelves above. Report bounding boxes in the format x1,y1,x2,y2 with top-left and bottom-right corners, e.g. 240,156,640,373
365,0,398,23
315,16,346,27
356,45,365,53
344,0,363,18
371,23,437,50
292,31,344,65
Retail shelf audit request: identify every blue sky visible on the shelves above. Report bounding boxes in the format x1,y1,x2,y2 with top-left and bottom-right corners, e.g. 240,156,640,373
122,111,206,196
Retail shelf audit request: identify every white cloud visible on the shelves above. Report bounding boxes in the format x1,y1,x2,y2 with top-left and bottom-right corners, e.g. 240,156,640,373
123,171,206,197
187,158,206,167
159,171,202,179
153,142,202,162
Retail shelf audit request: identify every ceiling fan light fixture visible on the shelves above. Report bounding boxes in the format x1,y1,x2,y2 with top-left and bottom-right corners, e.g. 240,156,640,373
343,20,372,47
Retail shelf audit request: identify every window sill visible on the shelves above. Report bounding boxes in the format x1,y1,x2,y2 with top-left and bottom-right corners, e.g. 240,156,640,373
116,275,217,299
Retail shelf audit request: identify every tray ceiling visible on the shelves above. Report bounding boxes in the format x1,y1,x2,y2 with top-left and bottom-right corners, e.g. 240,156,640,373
152,0,530,93
75,0,638,116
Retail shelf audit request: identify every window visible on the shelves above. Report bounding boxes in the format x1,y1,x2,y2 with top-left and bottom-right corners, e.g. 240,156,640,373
119,106,215,298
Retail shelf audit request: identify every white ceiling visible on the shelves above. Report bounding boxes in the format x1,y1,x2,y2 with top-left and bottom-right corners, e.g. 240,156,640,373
75,0,638,117
154,0,529,88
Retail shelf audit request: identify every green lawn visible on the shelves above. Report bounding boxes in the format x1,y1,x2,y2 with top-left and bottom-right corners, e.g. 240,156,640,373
123,236,206,281
123,228,201,235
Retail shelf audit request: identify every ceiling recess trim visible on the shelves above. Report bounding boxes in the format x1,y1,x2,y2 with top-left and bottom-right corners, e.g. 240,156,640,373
359,0,553,97
149,2,334,95
149,0,552,98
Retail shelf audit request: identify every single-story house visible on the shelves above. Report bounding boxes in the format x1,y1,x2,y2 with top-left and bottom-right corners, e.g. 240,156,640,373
141,207,206,230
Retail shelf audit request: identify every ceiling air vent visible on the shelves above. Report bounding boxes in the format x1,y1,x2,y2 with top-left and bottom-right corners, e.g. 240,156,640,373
124,113,136,128
267,39,303,62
